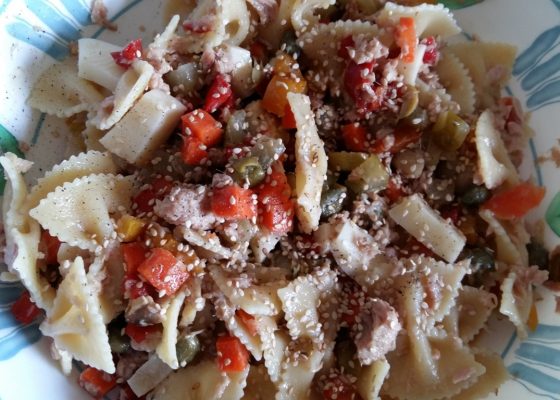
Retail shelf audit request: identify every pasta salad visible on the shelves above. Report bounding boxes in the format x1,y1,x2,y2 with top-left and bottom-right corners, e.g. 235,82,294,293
2,1,553,399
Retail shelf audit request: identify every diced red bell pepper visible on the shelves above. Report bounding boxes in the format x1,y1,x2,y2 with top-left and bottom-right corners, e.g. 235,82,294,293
371,125,422,154
121,242,151,299
137,248,189,296
111,39,143,68
181,136,209,166
440,205,461,225
125,323,162,344
204,74,233,113
40,230,61,265
236,309,258,336
282,104,297,129
211,184,257,220
343,61,384,112
383,179,405,203
482,182,546,219
216,334,250,372
132,177,173,214
181,109,223,148
78,367,117,398
338,35,355,59
121,242,148,274
11,290,41,324
257,170,294,234
341,123,369,152
396,17,417,63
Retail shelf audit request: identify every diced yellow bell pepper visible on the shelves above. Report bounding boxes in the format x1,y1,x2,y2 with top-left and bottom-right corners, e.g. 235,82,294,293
117,215,146,242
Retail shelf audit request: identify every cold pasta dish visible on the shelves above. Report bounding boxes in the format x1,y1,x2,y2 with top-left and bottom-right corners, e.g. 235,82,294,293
1,1,553,399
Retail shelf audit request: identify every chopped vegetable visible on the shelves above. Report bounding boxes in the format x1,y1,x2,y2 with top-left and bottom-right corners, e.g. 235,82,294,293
121,242,148,274
321,184,348,218
461,185,490,206
133,177,173,214
117,215,146,242
182,109,223,148
225,110,248,146
236,309,258,336
216,334,250,372
125,323,162,344
251,136,286,170
231,156,266,187
181,136,209,165
483,182,546,219
79,367,117,398
282,103,297,129
401,107,430,130
384,179,405,203
176,334,200,366
396,17,417,63
165,62,203,95
347,154,389,193
398,86,419,119
40,230,61,265
257,169,294,234
372,125,422,154
204,73,233,113
11,290,42,324
211,184,257,220
431,111,470,152
262,54,307,116
344,60,383,112
111,39,142,68
342,123,369,152
137,248,189,296
328,152,368,172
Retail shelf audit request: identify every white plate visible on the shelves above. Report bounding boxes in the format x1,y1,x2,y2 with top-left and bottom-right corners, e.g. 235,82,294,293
0,0,559,399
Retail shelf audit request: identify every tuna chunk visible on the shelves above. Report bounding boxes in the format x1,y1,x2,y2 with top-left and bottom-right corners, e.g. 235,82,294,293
354,298,401,365
154,185,217,230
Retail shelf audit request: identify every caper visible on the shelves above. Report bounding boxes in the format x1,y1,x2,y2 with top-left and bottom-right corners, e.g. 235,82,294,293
108,318,130,353
321,184,348,218
432,111,470,152
461,185,490,206
527,239,549,270
462,247,495,286
231,156,266,187
176,334,200,366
